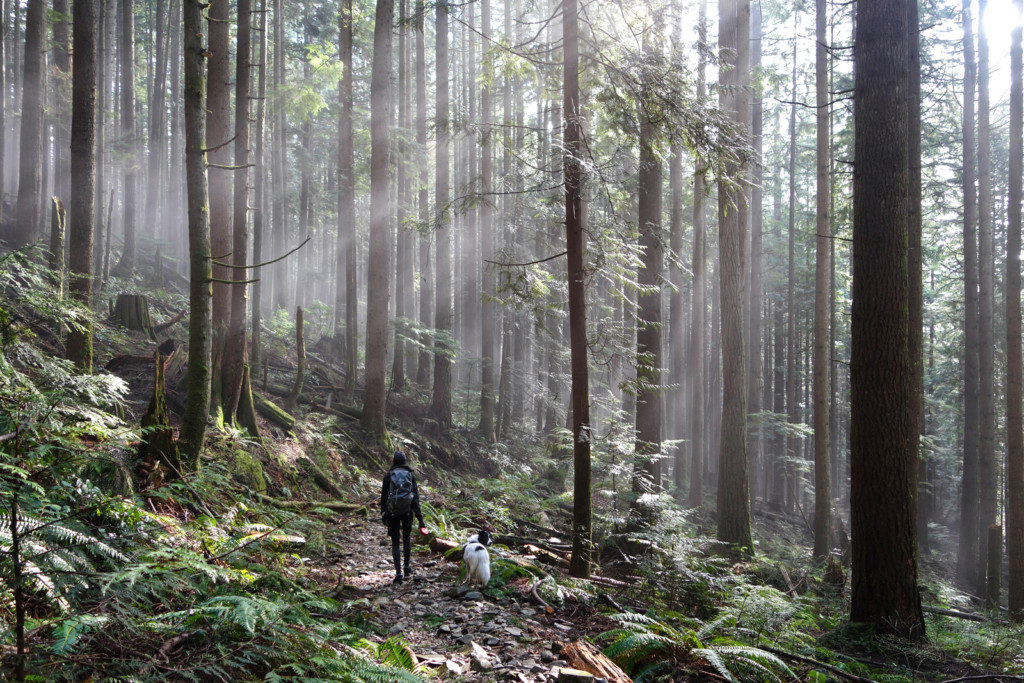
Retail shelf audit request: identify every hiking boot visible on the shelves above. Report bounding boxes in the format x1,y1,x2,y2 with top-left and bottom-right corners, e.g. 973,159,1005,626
403,564,412,577
393,574,403,585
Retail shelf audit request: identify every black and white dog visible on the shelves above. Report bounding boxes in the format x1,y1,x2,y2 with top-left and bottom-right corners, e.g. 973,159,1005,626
463,530,493,587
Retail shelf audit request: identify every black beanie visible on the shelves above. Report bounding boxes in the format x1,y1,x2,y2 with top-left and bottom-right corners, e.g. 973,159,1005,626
392,451,407,467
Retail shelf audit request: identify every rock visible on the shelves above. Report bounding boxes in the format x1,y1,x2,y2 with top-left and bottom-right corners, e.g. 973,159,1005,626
445,660,464,676
521,608,537,617
458,634,474,645
450,585,472,599
438,624,452,634
470,642,496,672
540,650,555,663
554,622,573,632
485,636,501,646
505,626,523,637
465,590,484,601
555,668,594,683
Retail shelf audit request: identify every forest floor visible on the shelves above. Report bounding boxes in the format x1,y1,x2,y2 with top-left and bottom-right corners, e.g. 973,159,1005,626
308,514,621,682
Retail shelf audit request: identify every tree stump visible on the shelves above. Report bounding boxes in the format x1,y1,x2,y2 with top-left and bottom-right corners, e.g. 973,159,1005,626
136,352,181,487
113,294,155,339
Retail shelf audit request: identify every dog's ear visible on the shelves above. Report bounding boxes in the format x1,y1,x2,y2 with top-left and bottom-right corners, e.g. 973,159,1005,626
480,530,492,546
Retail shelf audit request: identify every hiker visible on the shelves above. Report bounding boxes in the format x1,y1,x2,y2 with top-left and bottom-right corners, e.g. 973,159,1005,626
380,450,427,584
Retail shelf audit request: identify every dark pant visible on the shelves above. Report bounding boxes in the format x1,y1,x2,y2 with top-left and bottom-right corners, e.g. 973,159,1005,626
387,515,412,576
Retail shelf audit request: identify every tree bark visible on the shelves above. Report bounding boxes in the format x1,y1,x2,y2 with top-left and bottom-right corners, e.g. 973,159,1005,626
563,0,590,580
52,0,70,203
478,0,496,441
849,0,925,639
361,0,396,440
716,0,753,553
179,0,213,471
414,0,432,388
337,0,358,392
223,0,253,420
251,0,268,368
958,0,981,590
11,0,45,248
392,0,410,392
689,0,707,510
66,0,98,372
1007,0,1024,620
430,0,453,430
745,3,763,504
112,0,138,276
812,0,831,560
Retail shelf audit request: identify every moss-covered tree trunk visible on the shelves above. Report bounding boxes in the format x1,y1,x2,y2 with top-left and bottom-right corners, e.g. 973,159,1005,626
11,0,44,248
178,0,213,471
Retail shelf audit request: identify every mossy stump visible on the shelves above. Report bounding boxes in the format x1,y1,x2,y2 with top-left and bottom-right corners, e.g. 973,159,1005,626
137,352,181,487
113,293,155,339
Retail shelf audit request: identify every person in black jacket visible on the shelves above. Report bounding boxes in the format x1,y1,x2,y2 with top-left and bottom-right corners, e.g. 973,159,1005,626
380,451,426,584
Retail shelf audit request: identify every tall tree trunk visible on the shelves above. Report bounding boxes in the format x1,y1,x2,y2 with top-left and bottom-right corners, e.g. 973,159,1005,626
179,0,213,470
144,0,167,239
0,0,6,203
414,0,432,387
112,0,138,275
563,0,590,579
977,0,998,599
478,0,496,441
812,0,831,560
849,0,925,639
689,0,707,510
52,0,70,203
958,0,981,589
337,0,357,392
1007,0,1024,621
745,3,763,503
361,0,395,440
430,0,452,430
222,0,253,420
391,0,409,391
205,0,231,415
11,0,44,248
251,0,268,367
66,0,97,372
716,0,753,552
785,30,799,516
271,0,287,311
633,27,664,515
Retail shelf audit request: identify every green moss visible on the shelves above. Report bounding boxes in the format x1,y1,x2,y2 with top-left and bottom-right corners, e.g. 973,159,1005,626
231,448,267,494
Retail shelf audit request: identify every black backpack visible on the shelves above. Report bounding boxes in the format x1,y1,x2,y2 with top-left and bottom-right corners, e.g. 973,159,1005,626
387,468,415,517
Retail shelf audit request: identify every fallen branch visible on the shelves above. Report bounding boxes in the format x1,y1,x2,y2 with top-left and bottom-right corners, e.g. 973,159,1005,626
923,604,1005,624
153,308,187,334
760,646,873,683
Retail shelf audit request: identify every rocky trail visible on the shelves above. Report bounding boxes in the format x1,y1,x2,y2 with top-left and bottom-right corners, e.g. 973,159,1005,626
309,515,632,682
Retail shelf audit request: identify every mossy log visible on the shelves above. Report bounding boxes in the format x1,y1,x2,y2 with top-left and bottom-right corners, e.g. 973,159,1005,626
253,393,295,432
298,456,346,499
112,293,155,339
136,352,182,487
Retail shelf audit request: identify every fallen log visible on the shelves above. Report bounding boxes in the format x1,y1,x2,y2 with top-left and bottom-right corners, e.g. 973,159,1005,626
559,640,631,683
760,646,873,683
922,604,1005,624
153,308,187,335
298,456,346,499
253,493,364,514
253,393,296,431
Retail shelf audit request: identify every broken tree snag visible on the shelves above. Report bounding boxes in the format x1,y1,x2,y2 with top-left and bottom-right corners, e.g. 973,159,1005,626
48,197,66,297
285,306,305,411
253,392,296,432
113,293,156,339
235,364,262,440
560,640,631,683
136,352,182,488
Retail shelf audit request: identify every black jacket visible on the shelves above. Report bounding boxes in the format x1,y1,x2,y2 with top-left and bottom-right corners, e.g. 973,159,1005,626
380,465,424,525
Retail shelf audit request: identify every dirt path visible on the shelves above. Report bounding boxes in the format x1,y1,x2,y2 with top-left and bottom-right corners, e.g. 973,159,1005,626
310,515,617,682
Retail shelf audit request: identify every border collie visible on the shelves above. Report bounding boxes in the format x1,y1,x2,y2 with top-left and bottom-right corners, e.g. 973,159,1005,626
463,530,493,587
